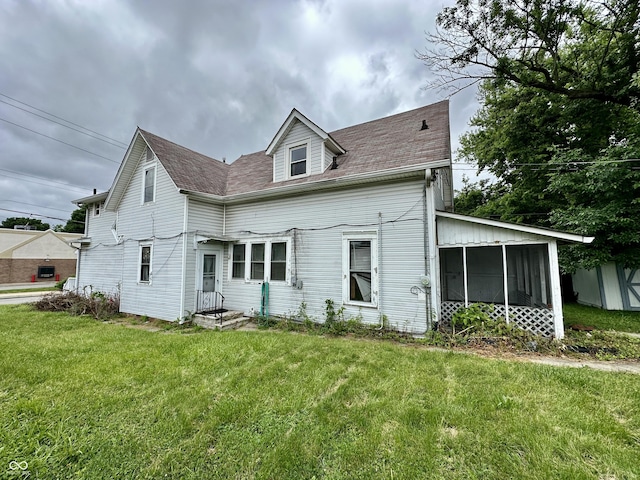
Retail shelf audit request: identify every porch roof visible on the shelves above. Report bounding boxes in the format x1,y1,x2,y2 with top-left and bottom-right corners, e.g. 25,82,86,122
436,212,595,246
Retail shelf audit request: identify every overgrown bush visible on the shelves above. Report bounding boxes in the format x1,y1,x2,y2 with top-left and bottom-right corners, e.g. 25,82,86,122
34,290,120,321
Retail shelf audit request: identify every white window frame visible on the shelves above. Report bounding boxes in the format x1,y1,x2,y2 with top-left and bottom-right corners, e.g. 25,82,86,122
93,201,104,217
142,164,157,204
229,238,291,284
138,243,153,284
231,243,246,280
342,232,378,308
286,140,310,179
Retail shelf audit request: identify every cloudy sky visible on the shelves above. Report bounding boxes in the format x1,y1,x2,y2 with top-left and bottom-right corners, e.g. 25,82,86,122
0,0,480,228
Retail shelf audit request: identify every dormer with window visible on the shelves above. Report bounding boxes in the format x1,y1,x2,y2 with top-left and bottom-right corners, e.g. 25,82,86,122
267,109,345,183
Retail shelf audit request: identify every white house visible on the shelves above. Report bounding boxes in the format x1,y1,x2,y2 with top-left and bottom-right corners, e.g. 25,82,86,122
72,101,592,338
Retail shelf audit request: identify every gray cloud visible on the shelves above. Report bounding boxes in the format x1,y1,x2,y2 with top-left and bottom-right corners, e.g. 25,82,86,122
0,0,478,226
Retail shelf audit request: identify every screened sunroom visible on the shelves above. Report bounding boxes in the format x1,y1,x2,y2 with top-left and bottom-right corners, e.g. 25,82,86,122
436,213,594,338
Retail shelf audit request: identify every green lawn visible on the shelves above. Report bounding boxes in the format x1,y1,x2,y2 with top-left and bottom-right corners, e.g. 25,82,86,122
1,305,639,479
564,303,640,334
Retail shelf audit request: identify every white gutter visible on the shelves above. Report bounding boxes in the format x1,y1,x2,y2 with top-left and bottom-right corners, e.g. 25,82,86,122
180,160,451,205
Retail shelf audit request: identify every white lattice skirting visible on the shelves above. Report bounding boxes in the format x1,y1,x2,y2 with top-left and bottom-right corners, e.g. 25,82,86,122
440,301,556,337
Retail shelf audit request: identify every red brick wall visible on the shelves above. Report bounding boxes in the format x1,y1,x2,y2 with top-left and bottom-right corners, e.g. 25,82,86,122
0,259,76,284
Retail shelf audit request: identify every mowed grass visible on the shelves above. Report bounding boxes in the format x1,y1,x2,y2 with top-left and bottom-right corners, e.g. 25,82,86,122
1,305,639,479
564,303,640,334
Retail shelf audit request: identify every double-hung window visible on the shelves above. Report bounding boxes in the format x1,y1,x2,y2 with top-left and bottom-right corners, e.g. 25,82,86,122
289,144,307,177
250,243,265,280
143,165,156,203
93,201,104,217
343,233,378,307
231,239,289,283
232,244,246,279
270,242,287,281
139,243,152,283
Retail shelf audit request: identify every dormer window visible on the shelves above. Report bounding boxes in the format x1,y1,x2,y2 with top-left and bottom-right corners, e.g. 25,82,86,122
289,144,307,177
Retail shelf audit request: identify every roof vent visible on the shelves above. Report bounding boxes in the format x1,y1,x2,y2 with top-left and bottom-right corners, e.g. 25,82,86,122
420,120,429,131
223,157,226,164
330,156,338,170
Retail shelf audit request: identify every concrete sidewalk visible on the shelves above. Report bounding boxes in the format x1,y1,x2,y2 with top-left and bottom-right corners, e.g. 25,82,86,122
0,281,57,291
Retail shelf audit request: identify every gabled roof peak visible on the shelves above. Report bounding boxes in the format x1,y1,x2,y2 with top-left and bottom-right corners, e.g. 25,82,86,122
265,108,345,156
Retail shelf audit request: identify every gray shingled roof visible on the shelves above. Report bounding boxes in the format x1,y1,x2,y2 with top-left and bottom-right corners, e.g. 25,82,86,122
139,129,230,196
142,100,450,198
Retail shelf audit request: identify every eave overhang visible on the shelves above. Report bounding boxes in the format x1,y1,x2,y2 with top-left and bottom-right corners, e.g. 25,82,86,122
436,211,595,244
72,191,108,206
181,159,451,206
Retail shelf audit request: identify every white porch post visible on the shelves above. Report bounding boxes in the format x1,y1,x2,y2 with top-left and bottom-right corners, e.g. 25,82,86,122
548,240,565,339
462,246,469,307
502,245,509,324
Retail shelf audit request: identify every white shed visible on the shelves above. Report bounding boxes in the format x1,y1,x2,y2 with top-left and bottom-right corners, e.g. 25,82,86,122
572,263,640,311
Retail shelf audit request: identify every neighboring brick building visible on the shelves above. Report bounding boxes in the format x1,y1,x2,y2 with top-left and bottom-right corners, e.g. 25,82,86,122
0,228,81,284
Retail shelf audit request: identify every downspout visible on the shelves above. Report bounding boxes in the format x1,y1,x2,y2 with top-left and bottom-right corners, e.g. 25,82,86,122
73,244,81,294
378,212,384,329
179,196,188,321
423,169,432,332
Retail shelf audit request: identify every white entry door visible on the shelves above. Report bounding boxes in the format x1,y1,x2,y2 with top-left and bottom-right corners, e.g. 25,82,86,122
198,247,222,293
203,254,216,292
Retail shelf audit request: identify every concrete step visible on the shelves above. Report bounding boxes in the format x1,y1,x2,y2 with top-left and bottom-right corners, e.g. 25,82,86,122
194,311,250,331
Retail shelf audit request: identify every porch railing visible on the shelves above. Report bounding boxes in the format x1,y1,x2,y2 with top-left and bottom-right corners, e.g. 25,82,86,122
196,290,226,323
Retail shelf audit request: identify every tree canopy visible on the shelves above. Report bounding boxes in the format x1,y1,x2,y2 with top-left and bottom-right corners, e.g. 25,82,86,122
420,0,640,108
428,0,640,272
60,206,87,234
1,217,50,231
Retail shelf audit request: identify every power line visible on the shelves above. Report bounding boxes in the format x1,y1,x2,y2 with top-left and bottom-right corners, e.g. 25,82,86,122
453,159,640,167
0,92,128,147
0,207,74,223
0,98,126,150
0,199,72,213
0,173,90,195
0,116,120,163
0,167,91,193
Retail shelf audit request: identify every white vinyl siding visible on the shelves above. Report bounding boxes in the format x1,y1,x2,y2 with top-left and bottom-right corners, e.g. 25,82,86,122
222,180,427,332
183,199,225,316
78,155,186,321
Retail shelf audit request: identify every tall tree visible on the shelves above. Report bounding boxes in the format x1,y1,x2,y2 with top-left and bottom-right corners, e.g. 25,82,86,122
419,0,640,108
424,0,640,271
1,217,50,231
61,206,87,234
